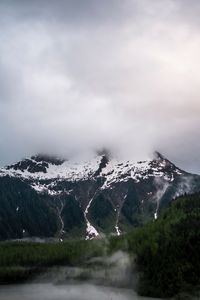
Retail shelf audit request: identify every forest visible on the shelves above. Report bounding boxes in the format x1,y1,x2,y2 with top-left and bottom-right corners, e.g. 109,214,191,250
0,193,199,298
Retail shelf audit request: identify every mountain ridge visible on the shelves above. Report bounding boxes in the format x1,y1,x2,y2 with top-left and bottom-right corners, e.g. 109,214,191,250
0,151,200,240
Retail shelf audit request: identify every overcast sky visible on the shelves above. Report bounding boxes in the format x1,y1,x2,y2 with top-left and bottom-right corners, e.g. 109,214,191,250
0,0,200,173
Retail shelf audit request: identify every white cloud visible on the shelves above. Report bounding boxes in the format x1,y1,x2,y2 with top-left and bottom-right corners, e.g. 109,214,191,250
0,0,200,173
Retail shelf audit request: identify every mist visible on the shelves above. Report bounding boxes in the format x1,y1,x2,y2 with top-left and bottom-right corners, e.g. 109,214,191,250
0,283,145,300
0,250,141,300
1,0,200,173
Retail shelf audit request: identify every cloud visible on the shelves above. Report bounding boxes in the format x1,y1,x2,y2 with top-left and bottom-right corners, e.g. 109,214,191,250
0,0,200,173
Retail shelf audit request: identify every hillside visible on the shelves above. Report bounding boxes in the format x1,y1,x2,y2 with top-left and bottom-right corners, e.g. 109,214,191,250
0,152,200,240
125,192,200,297
0,193,199,298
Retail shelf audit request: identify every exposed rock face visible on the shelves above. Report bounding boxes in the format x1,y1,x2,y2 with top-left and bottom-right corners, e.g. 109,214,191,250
0,152,200,240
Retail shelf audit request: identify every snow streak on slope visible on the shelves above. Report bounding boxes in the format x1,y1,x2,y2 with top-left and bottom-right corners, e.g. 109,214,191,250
84,196,99,240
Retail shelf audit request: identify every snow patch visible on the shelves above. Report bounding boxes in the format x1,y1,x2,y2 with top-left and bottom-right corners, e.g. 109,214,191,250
84,196,99,240
0,154,184,197
1,155,102,181
115,225,121,236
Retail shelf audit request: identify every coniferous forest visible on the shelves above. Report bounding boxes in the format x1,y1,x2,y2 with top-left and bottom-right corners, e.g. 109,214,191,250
0,193,199,298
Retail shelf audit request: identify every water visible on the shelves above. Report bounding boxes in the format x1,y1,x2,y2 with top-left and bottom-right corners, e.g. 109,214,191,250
0,283,157,300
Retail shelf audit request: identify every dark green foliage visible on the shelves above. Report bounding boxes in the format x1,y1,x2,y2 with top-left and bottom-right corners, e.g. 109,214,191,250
0,176,58,239
0,239,105,283
0,191,199,298
0,266,36,284
89,195,116,232
0,240,104,267
62,196,85,236
108,234,129,254
126,193,200,297
120,182,142,227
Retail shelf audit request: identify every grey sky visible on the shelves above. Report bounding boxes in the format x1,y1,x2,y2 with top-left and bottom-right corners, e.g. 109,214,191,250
0,0,200,173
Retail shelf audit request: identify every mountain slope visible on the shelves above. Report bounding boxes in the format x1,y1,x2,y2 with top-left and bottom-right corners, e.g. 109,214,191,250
0,152,200,240
127,192,200,297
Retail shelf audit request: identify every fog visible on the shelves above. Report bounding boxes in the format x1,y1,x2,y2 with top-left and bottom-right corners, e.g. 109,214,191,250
0,283,156,300
0,250,147,300
0,1,200,173
35,251,135,287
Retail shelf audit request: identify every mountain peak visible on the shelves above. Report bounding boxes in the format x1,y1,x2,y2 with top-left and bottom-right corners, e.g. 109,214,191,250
31,154,65,166
0,150,199,240
1,151,184,182
153,151,166,160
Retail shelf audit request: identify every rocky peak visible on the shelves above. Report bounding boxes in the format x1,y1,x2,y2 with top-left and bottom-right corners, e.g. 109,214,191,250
5,154,65,174
1,151,183,185
31,154,65,166
0,150,199,240
153,151,165,160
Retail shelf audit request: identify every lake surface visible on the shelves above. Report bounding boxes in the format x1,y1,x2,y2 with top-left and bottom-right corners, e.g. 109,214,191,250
0,283,158,300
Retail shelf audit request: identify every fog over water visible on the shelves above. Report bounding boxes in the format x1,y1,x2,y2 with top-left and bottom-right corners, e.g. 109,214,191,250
0,283,159,300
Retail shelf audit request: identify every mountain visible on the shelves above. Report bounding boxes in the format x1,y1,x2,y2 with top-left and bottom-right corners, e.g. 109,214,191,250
0,151,200,241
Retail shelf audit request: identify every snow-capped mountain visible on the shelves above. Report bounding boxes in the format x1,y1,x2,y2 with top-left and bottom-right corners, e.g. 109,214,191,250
0,151,200,240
